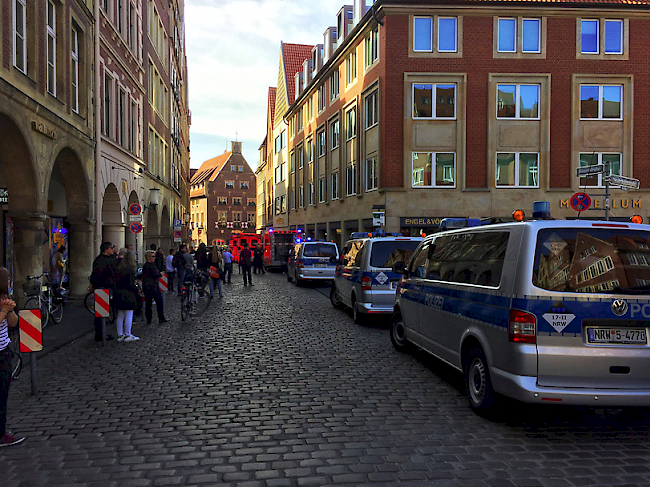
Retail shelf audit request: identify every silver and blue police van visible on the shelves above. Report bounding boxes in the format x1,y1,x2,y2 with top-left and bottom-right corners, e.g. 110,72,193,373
286,241,339,285
390,208,650,412
331,235,423,322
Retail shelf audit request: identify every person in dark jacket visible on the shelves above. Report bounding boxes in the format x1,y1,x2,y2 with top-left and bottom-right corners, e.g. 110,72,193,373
155,247,166,273
113,251,140,341
253,244,265,274
142,251,168,325
173,245,187,296
195,243,210,271
239,241,253,286
88,242,116,341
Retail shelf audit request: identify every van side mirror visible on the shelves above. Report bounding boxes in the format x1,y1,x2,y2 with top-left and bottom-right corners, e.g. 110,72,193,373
392,261,406,275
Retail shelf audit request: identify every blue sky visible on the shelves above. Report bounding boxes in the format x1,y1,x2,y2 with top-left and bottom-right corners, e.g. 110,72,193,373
185,0,346,170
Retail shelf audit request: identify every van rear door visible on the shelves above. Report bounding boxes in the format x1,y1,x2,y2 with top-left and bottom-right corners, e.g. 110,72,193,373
368,239,421,308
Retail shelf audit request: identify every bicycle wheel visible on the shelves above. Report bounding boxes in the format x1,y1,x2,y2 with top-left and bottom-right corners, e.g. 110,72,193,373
189,285,212,317
180,292,188,321
84,292,95,314
24,297,49,329
7,327,22,380
50,300,63,324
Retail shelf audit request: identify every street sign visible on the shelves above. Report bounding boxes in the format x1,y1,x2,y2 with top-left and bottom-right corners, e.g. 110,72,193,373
174,230,182,239
606,174,640,190
576,165,605,177
173,219,182,227
373,211,385,227
570,192,591,212
129,214,143,222
129,203,142,215
130,222,143,233
174,238,182,243
19,309,43,352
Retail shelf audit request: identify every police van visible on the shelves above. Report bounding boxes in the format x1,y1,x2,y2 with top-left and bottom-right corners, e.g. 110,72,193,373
287,240,339,285
331,235,422,323
390,207,650,412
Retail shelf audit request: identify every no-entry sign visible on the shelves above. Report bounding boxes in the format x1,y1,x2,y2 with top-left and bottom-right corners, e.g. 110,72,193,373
130,222,143,233
129,203,142,215
570,192,591,212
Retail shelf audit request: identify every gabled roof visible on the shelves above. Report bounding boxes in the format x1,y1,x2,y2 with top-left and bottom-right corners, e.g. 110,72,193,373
282,43,314,106
190,151,232,187
268,87,277,128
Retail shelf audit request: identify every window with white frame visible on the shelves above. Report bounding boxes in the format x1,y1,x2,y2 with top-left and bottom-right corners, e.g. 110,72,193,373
299,185,304,207
497,17,540,53
233,197,242,206
290,189,295,210
346,108,357,140
365,91,378,129
118,89,126,146
297,108,303,132
103,73,113,137
71,27,79,113
580,85,622,120
298,145,304,169
225,180,234,189
412,153,456,188
331,120,340,149
581,19,623,55
318,85,326,112
365,158,378,192
413,16,458,53
497,84,540,119
13,0,27,73
331,172,339,200
413,83,456,119
317,131,326,158
496,153,539,187
346,164,357,196
579,153,621,187
274,131,286,154
318,177,326,203
241,181,249,189
308,182,314,205
128,2,136,50
345,50,357,86
330,69,339,100
306,139,313,163
47,0,57,96
365,27,379,67
306,96,314,123
290,151,295,173
218,197,227,205
130,101,138,153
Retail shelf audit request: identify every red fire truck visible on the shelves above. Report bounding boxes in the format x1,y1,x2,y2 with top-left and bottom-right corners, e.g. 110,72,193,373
263,229,301,271
228,233,261,263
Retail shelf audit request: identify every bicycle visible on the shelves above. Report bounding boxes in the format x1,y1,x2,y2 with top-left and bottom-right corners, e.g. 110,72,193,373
7,324,22,380
23,272,64,329
180,269,212,321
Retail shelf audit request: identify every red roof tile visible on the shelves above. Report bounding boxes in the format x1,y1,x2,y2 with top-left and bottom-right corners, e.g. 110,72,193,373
282,43,314,105
269,87,277,130
190,152,231,186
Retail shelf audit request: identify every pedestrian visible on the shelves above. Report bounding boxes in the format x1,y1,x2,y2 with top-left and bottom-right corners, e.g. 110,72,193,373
155,247,165,273
142,251,168,325
89,242,116,341
209,245,223,298
166,248,176,292
240,241,253,286
253,244,265,274
183,244,195,273
172,245,187,295
52,244,66,290
222,246,233,284
0,267,24,447
113,250,140,341
195,243,210,271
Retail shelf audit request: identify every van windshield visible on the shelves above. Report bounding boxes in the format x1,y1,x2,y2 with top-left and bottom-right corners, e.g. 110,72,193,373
274,234,295,244
303,244,338,257
370,241,420,268
533,227,650,294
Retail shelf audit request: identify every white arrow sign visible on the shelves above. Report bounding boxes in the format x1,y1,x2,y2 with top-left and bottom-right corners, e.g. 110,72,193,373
576,165,605,177
606,174,640,190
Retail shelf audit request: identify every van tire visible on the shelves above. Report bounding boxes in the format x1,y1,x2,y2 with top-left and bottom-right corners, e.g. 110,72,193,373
352,298,364,324
295,271,302,287
330,285,344,309
389,312,409,351
464,347,496,412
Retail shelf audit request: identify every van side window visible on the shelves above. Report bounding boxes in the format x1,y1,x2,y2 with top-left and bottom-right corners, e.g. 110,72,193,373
344,241,364,267
410,242,429,278
426,231,509,287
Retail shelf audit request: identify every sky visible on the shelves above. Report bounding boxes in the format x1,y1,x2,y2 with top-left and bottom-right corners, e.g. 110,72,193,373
185,0,347,171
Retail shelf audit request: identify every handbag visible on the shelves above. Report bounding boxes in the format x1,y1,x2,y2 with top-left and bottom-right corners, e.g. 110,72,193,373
209,266,221,279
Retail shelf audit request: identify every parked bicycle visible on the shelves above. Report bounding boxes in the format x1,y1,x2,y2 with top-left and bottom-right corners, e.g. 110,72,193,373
84,275,145,323
23,272,65,329
7,324,22,380
180,269,212,321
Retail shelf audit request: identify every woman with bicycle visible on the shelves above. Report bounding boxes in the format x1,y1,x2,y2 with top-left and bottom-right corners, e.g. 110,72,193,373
0,267,24,447
113,251,140,342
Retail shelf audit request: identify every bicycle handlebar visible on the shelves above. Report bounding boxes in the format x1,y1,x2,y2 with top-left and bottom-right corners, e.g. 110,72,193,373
26,272,50,280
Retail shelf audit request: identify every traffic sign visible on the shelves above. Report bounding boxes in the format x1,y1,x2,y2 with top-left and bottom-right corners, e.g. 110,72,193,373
606,174,640,190
129,203,142,215
94,289,110,318
130,222,143,233
129,214,143,222
570,192,591,212
174,230,182,239
159,274,168,293
576,165,605,177
19,309,43,352
173,219,182,227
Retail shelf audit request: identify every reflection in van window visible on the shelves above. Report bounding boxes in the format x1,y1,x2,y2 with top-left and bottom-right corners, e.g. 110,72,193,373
370,241,420,268
303,243,338,257
426,231,509,287
345,241,364,266
533,228,650,294
410,243,429,278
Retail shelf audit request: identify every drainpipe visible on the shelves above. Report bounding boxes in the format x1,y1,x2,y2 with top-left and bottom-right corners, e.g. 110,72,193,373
94,0,102,250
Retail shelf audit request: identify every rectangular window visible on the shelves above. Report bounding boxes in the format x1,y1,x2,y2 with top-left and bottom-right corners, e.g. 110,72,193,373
240,182,249,189
130,101,137,153
496,153,539,188
290,152,295,173
104,74,113,137
497,84,540,119
581,19,599,54
412,83,456,119
318,85,326,112
318,177,326,203
306,97,313,123
331,172,339,200
218,197,227,205
317,131,326,158
365,27,379,67
233,197,242,205
346,108,357,140
522,19,540,53
233,212,241,222
129,2,135,50
580,85,622,120
605,20,623,54
414,16,458,53
331,120,340,149
71,28,79,113
330,69,339,100
413,17,433,52
306,139,313,163
308,182,314,205
298,146,304,169
346,165,357,196
365,91,378,129
498,18,516,52
225,181,234,189
290,190,295,210
47,0,57,96
247,198,256,206
297,108,303,132
365,158,378,192
438,17,457,52
299,185,304,208
345,51,357,86
118,89,126,146
412,152,456,188
579,153,621,187
13,0,27,73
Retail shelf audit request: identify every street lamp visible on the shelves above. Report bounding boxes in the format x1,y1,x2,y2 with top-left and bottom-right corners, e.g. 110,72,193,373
184,212,190,225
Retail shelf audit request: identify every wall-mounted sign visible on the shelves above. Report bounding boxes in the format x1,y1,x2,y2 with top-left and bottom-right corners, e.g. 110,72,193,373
400,217,447,227
31,121,57,139
0,188,8,204
559,199,640,210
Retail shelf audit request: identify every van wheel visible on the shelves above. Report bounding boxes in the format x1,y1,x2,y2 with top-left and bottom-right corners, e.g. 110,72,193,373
295,271,302,287
352,298,364,324
389,312,409,351
464,347,496,412
330,285,344,309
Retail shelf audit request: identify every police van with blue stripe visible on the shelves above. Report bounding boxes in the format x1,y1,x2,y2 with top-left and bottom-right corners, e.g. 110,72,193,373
390,204,650,412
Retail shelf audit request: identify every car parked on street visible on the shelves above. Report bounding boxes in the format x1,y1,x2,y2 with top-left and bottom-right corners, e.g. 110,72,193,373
287,241,339,285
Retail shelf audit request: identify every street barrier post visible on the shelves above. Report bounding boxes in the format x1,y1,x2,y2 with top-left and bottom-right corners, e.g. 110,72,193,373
19,309,43,395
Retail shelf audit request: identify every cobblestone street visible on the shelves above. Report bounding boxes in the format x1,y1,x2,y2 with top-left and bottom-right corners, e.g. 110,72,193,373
2,272,650,487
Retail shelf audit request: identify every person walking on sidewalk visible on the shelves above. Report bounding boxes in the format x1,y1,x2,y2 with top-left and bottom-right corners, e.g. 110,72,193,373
142,251,168,325
253,244,265,274
240,241,253,286
89,242,116,342
173,245,187,295
222,247,233,284
209,245,223,298
0,267,24,447
113,251,140,342
165,248,176,293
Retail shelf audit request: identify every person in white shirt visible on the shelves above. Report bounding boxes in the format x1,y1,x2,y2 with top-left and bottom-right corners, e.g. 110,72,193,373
222,247,233,284
165,248,175,292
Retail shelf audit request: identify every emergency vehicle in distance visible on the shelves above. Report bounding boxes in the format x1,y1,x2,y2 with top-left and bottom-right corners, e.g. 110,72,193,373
229,233,261,263
263,229,300,271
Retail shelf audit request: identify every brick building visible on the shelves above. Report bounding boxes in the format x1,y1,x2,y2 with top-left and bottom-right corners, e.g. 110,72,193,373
190,142,257,247
260,0,650,247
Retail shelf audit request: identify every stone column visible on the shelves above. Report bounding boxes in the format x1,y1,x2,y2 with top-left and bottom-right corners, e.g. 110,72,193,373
11,214,47,307
102,224,125,250
68,221,94,297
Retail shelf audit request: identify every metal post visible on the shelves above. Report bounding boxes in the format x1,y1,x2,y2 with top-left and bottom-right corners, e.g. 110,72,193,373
102,317,106,346
604,161,610,221
30,353,37,395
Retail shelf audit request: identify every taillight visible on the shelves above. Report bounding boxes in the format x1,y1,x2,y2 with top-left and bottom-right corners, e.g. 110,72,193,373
297,260,304,268
508,309,536,343
361,276,372,290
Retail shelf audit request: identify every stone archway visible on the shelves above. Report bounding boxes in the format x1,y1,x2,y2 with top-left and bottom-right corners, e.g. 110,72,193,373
102,183,124,251
145,205,159,252
125,191,140,261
